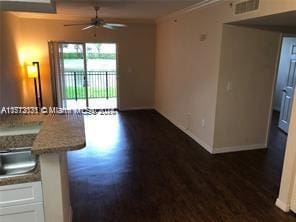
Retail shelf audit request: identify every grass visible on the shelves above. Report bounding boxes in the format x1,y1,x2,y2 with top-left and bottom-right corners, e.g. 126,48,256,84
65,86,117,99
63,53,116,60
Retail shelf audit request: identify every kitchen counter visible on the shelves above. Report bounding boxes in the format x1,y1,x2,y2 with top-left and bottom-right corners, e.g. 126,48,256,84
0,134,37,149
0,114,86,185
0,114,86,154
0,114,85,222
33,115,85,154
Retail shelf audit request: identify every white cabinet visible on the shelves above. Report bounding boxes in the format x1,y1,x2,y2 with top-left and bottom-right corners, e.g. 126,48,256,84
0,182,44,222
0,202,44,222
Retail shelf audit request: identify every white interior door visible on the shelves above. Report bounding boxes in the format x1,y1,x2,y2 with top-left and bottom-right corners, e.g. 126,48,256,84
278,38,296,133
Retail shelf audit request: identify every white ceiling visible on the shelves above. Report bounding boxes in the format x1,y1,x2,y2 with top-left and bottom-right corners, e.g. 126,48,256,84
11,0,205,21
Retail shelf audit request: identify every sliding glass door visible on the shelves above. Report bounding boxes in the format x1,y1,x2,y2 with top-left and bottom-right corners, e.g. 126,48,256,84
85,43,117,109
49,41,117,110
60,43,88,109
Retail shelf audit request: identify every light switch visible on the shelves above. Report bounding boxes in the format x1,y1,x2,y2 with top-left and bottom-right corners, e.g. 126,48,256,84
201,118,206,128
128,67,133,73
226,81,232,92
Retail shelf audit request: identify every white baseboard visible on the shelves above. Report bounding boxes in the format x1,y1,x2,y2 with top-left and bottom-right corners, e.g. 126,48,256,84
118,107,154,111
155,108,213,154
212,144,267,154
155,108,269,155
184,129,214,153
275,198,290,212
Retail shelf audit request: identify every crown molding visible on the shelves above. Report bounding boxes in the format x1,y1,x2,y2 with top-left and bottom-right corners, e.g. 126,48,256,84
156,0,223,23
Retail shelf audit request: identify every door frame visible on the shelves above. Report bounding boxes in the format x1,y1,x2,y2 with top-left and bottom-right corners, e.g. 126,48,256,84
82,43,89,107
266,33,296,144
276,34,296,213
52,40,120,110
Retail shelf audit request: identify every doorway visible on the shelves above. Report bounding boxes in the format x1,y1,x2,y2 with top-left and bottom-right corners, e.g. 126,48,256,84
272,37,296,134
51,42,118,110
265,36,296,157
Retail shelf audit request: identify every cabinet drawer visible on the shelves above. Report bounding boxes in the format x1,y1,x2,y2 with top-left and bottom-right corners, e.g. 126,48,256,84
0,182,43,208
0,202,44,222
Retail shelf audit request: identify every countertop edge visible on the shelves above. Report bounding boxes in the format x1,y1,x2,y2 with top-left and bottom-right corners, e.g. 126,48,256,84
32,142,86,155
32,115,86,155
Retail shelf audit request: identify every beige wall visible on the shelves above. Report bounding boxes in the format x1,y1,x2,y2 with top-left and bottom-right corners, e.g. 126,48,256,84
0,12,25,106
213,25,281,150
155,1,296,151
1,14,155,109
19,18,156,108
155,3,228,149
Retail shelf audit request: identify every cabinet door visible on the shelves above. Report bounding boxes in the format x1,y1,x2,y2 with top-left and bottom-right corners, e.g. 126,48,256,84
0,202,44,222
0,182,43,208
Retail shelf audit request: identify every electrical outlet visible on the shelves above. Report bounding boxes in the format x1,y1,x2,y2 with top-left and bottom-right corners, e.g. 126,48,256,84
201,118,206,128
128,67,133,73
200,34,207,41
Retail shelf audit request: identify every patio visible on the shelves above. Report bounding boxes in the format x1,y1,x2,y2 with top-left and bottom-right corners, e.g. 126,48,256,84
65,98,117,110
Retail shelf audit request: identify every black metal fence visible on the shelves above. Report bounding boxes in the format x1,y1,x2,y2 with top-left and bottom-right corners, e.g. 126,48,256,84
63,71,117,100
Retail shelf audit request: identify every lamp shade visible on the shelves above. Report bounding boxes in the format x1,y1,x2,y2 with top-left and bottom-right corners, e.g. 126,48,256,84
27,65,38,79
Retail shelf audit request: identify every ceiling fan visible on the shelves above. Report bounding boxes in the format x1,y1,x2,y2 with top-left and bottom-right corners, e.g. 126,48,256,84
64,6,127,31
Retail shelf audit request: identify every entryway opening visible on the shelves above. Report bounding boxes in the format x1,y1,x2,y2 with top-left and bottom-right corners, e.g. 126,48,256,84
264,36,296,155
229,12,296,212
272,36,296,135
50,42,118,110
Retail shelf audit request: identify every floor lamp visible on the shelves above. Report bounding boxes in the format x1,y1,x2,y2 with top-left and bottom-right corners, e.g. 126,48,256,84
27,62,43,108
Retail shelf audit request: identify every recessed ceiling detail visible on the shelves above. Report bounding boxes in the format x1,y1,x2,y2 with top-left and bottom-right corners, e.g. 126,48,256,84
231,10,296,27
0,0,56,13
9,0,206,21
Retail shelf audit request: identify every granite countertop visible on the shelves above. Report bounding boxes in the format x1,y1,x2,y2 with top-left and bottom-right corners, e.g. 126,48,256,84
0,114,86,185
0,114,86,154
32,114,86,154
0,134,37,149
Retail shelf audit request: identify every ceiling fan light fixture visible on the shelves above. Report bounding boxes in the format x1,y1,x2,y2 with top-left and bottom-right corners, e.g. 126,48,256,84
64,5,127,31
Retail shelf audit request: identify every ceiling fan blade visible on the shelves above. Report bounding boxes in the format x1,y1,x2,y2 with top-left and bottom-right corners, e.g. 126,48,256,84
82,25,95,30
64,23,91,27
104,23,127,28
102,24,118,30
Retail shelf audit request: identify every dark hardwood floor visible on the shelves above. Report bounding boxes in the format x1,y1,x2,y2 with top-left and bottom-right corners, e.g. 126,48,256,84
68,110,296,222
